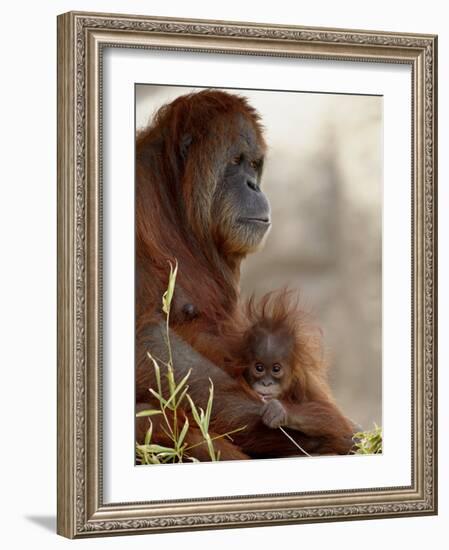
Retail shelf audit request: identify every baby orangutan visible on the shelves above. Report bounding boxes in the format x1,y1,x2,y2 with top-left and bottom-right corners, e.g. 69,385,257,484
241,322,303,430
226,290,356,455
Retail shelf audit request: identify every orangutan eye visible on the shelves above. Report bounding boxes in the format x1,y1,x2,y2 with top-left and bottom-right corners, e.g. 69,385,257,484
272,363,282,374
255,363,264,373
231,154,243,165
250,157,264,171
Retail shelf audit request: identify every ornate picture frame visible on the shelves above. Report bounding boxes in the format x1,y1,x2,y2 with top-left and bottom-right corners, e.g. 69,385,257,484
57,11,437,538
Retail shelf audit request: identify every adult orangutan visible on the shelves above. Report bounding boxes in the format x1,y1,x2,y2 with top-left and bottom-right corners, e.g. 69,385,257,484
135,89,355,460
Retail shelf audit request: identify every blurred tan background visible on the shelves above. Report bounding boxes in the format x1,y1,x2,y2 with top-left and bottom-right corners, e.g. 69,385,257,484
136,85,382,430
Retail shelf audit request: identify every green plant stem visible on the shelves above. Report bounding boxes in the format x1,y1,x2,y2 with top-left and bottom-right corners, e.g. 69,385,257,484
165,311,178,441
185,426,247,452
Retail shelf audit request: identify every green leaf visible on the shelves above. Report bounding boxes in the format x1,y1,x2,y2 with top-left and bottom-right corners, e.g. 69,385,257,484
156,451,177,458
204,378,214,431
143,444,176,454
186,394,202,428
205,434,216,461
178,417,190,448
164,369,191,410
144,421,153,446
166,363,176,398
147,352,163,396
136,409,163,418
149,388,167,407
174,386,189,410
162,260,178,315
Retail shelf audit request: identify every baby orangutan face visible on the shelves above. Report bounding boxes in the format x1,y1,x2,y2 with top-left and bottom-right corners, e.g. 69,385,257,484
242,327,295,401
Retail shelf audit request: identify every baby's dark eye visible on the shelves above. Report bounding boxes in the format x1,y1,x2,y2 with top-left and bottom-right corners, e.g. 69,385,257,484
255,363,264,373
272,363,282,373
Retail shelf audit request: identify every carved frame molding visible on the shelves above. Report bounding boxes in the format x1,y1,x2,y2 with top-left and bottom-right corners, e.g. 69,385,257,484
57,11,437,538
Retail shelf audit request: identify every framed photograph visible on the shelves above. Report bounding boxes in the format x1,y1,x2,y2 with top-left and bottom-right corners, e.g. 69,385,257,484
57,11,438,538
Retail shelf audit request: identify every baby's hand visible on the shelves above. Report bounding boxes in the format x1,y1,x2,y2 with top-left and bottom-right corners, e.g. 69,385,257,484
262,399,287,429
